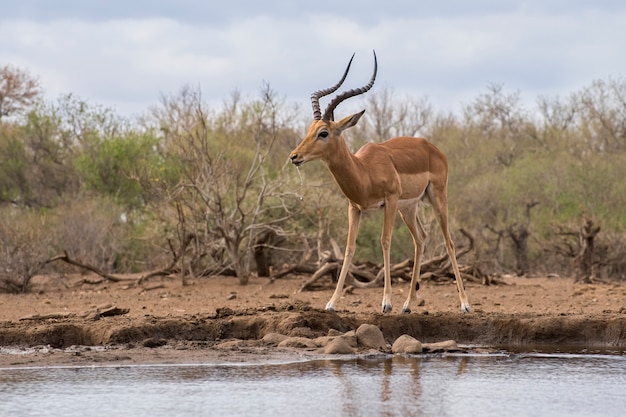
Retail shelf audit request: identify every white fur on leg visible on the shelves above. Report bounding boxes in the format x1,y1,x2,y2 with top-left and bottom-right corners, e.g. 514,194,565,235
381,294,393,313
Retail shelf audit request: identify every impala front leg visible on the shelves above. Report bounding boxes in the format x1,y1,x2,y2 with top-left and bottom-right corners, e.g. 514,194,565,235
326,204,362,312
381,196,399,313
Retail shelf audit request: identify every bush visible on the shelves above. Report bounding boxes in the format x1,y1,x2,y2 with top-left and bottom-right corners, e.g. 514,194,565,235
0,207,53,293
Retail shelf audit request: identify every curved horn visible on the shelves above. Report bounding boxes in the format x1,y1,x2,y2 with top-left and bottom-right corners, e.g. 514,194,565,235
322,50,377,122
311,53,355,120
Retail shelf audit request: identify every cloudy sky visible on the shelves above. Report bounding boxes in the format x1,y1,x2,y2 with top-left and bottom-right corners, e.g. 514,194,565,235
2,1,625,118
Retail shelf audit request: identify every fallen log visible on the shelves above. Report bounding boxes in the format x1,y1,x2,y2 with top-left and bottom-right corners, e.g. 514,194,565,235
46,251,133,283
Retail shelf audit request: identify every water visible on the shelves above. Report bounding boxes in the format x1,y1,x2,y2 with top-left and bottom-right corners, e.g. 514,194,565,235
1,353,625,417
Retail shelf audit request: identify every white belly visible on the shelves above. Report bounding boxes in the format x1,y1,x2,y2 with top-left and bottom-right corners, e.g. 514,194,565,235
359,195,425,212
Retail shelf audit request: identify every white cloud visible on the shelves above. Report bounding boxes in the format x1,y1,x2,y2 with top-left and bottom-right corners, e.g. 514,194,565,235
1,3,626,118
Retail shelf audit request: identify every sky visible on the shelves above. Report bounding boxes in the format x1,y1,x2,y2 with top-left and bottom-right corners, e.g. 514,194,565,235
2,0,625,119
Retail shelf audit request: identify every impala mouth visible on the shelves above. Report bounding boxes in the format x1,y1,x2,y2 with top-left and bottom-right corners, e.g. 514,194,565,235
289,154,305,167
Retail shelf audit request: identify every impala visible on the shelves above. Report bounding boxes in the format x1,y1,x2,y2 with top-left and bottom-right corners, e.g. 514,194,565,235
290,51,470,314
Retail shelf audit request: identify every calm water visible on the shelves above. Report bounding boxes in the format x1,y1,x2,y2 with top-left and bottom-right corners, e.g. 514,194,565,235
1,353,625,417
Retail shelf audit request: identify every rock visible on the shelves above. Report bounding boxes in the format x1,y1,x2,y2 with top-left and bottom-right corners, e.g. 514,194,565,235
98,306,130,317
355,324,387,350
314,332,357,349
340,331,358,347
422,340,460,352
391,335,423,354
142,338,167,348
84,311,101,321
289,326,315,338
262,333,289,346
214,339,246,349
327,328,344,337
215,307,235,317
321,337,355,354
269,294,289,299
277,337,318,349
313,335,333,347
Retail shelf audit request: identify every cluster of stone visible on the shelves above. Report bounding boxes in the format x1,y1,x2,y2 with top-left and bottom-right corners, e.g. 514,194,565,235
247,323,461,355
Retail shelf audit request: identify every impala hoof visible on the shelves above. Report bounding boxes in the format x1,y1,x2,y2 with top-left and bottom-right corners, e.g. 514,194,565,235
325,305,336,313
461,304,471,313
382,304,392,314
402,307,411,314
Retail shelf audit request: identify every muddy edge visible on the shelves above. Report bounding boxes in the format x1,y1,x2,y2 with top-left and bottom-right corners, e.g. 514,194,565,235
2,307,625,349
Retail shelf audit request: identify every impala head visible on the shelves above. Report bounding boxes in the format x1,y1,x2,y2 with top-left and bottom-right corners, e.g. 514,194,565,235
289,51,377,167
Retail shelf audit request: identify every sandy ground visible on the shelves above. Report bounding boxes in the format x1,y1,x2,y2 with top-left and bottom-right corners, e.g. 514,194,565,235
1,273,625,367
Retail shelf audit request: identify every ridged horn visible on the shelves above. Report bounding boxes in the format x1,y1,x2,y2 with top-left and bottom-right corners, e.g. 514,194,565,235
311,53,355,120
322,50,377,122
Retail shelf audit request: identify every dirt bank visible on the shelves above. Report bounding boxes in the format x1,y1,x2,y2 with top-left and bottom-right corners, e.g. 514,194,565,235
1,274,625,366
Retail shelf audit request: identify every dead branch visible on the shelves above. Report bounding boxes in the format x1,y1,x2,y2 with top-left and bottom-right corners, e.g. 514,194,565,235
138,233,194,284
299,262,340,292
19,304,129,321
271,263,319,280
295,228,490,291
46,251,133,283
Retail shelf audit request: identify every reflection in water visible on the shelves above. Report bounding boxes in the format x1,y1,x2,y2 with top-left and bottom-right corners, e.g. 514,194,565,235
326,357,424,417
1,353,625,417
324,355,478,416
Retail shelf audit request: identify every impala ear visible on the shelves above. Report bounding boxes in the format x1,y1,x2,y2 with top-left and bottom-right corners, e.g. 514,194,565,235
337,110,366,132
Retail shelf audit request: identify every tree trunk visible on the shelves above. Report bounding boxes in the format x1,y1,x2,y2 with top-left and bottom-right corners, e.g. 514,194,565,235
577,219,600,283
508,201,538,276
509,225,530,276
254,231,275,277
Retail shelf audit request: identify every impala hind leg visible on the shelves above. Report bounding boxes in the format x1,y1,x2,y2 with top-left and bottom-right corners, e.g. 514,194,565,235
442,228,471,313
427,184,471,313
399,205,427,314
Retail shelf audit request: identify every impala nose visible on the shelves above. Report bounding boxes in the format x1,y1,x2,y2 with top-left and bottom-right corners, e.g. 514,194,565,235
289,153,303,166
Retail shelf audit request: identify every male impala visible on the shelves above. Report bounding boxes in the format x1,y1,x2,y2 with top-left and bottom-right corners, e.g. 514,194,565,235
289,51,471,314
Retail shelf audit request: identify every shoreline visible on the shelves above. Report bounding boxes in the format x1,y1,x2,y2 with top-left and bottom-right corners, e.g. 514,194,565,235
2,308,625,367
2,274,626,367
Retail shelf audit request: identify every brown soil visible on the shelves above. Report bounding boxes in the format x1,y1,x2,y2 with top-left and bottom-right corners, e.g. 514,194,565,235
1,274,625,367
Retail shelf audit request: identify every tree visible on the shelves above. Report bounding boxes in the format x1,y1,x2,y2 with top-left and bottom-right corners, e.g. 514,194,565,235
0,65,41,120
149,84,301,284
574,77,626,152
74,132,162,208
348,87,433,148
551,218,602,283
8,94,126,207
0,124,28,204
0,207,54,293
506,201,539,276
577,218,601,283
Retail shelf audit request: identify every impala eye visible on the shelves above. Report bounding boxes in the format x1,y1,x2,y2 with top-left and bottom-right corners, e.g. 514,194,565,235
318,130,329,139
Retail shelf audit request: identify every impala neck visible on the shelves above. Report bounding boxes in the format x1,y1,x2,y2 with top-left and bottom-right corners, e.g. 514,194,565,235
324,140,368,205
